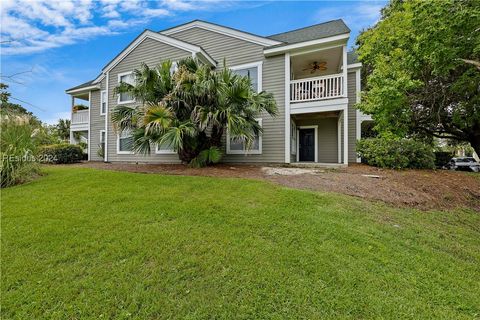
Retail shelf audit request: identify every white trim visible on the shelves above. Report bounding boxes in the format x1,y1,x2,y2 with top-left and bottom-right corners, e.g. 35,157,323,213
290,43,344,57
343,107,348,165
284,53,291,163
155,143,176,154
342,45,348,98
117,71,135,104
104,72,109,162
226,118,263,155
93,73,105,84
66,85,100,94
264,33,350,56
230,61,263,92
100,90,106,115
296,125,318,163
337,116,342,164
290,99,348,114
355,68,362,163
87,91,91,161
161,21,281,47
347,63,362,69
102,30,216,74
116,130,135,155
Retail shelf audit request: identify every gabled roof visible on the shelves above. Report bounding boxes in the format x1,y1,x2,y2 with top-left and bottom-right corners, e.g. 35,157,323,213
160,19,282,47
268,19,350,45
100,29,216,75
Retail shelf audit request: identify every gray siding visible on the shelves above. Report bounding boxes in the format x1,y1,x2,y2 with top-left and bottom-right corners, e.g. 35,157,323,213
89,79,106,161
106,38,192,163
347,71,358,162
171,27,286,163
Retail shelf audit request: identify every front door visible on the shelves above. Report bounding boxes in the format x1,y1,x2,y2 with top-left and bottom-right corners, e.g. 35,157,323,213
299,128,315,162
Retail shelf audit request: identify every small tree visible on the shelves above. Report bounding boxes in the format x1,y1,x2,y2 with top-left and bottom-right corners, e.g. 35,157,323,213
111,58,277,165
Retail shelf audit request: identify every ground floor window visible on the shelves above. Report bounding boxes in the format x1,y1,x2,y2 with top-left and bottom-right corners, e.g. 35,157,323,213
155,141,175,154
117,130,134,154
227,118,262,155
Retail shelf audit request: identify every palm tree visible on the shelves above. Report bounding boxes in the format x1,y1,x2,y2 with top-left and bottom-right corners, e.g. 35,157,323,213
111,57,277,166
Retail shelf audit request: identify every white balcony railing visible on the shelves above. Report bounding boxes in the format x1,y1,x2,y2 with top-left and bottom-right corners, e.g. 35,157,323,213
71,109,89,124
290,73,344,103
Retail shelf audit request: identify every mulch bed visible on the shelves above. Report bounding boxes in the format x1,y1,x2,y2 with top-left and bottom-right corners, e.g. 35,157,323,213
69,162,480,211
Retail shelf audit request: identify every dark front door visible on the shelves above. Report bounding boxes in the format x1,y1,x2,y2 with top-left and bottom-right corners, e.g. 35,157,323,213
299,128,315,162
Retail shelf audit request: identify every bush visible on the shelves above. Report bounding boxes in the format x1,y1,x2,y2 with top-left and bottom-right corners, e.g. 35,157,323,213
0,114,40,187
357,137,435,169
39,144,84,164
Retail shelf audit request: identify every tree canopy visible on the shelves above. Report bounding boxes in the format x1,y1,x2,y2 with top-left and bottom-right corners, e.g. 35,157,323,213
356,0,480,155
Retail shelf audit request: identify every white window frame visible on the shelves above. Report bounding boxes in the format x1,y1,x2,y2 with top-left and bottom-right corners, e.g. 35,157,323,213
100,90,107,115
155,142,176,154
296,125,318,163
226,118,262,155
116,129,134,154
230,61,263,92
117,71,135,104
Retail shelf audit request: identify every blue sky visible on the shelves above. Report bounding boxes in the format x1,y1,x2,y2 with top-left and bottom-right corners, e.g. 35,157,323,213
1,0,385,124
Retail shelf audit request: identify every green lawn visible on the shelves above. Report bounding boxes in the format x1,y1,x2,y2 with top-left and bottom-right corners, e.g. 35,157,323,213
2,167,479,319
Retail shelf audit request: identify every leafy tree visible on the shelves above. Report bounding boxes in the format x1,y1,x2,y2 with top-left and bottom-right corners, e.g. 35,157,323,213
54,119,71,142
356,0,480,155
111,58,277,165
0,83,41,125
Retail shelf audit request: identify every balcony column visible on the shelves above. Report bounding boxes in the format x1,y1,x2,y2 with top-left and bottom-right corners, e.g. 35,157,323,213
284,52,291,163
342,45,348,97
70,96,74,144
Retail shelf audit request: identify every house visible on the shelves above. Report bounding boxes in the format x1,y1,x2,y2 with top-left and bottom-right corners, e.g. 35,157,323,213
66,19,372,165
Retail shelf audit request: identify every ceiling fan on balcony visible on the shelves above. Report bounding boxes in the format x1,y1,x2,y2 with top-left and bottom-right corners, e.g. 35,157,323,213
303,61,327,73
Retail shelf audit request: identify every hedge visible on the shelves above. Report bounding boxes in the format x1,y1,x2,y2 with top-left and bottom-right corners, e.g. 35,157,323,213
39,144,84,164
357,138,435,169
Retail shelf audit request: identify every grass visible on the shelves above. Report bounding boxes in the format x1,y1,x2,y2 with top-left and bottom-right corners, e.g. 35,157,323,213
1,167,479,319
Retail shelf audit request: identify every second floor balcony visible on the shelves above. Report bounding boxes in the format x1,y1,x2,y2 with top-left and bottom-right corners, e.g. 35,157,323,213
289,45,347,104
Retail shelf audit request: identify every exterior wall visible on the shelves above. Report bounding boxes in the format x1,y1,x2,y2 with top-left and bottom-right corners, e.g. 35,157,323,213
89,79,106,161
169,27,286,163
347,70,358,162
295,117,339,163
106,38,192,163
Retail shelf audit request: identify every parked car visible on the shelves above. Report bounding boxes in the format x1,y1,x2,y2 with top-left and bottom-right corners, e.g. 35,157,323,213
443,157,480,172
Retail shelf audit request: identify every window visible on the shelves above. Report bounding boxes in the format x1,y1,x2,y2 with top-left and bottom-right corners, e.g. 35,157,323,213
100,130,106,157
117,130,134,154
226,118,262,155
100,90,106,115
155,141,175,154
231,61,262,92
117,72,134,104
291,122,297,155
170,62,177,75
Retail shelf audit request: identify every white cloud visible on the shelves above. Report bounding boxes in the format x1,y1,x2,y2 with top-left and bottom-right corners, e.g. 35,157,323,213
314,2,384,32
0,0,230,56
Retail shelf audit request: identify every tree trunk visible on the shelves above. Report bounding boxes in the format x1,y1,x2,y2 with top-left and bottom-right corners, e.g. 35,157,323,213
209,125,224,148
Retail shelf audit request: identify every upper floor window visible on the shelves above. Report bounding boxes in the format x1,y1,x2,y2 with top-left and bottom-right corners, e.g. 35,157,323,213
226,118,262,155
100,90,106,115
230,61,262,93
117,72,135,104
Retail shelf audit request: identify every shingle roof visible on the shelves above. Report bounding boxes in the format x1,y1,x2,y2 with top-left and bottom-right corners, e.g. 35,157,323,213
66,80,95,92
267,19,350,45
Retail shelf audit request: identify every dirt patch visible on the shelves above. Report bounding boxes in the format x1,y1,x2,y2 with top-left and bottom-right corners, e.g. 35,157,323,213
69,162,480,211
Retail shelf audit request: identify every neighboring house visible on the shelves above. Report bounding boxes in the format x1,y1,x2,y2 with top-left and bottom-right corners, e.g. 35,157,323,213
66,19,371,165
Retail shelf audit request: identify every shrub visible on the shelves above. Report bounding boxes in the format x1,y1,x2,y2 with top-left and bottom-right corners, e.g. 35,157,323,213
0,114,40,187
189,147,222,168
357,137,435,169
39,144,84,164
